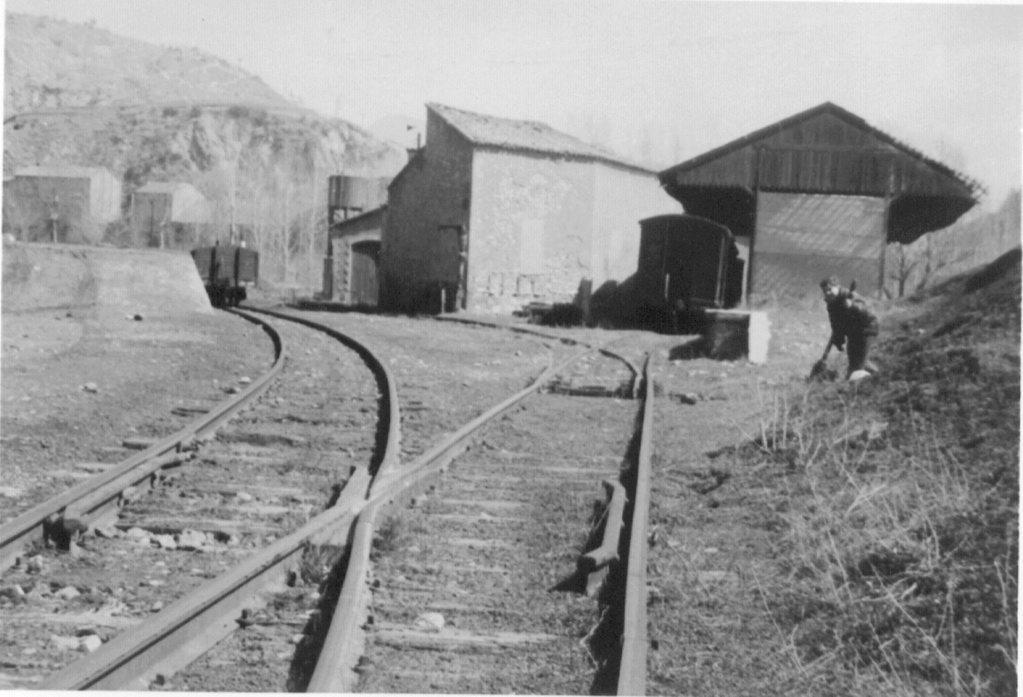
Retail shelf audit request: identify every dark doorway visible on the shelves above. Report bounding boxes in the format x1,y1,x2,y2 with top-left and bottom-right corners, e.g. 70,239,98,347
350,240,380,306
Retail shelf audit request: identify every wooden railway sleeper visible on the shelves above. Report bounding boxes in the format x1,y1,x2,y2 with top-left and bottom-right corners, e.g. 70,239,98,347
0,311,284,575
549,479,628,598
581,474,626,573
60,450,194,538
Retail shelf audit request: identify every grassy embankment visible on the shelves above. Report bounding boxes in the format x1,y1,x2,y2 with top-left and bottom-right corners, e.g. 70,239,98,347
745,248,1019,695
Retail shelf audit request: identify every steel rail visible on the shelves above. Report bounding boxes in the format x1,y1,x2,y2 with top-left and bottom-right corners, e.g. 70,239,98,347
617,354,655,696
0,309,284,573
307,342,597,692
38,308,605,691
39,473,369,691
238,306,402,486
434,315,642,396
39,310,402,691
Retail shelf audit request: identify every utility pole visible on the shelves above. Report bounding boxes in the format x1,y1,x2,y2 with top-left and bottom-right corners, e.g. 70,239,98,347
49,194,59,243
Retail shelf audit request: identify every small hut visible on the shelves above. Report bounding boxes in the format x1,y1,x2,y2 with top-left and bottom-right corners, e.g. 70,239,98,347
131,182,210,248
324,205,387,306
321,175,391,305
3,165,121,244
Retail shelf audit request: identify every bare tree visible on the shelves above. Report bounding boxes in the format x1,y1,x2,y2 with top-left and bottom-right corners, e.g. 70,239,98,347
887,243,918,298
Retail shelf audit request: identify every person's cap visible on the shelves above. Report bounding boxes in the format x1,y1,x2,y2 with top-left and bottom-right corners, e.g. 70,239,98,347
820,276,840,290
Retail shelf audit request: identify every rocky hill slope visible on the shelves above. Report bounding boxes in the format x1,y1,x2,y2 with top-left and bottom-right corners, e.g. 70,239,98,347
3,13,406,177
3,12,407,284
3,13,298,116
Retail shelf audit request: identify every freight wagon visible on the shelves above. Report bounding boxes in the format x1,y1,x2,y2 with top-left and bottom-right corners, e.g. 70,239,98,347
632,214,744,331
191,245,259,307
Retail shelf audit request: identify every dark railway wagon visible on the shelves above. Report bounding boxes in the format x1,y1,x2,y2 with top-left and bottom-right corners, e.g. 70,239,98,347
191,245,259,307
633,214,743,330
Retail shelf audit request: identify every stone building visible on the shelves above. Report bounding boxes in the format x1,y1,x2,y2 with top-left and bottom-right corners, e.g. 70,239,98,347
2,165,121,244
659,102,983,301
131,181,210,248
379,103,677,314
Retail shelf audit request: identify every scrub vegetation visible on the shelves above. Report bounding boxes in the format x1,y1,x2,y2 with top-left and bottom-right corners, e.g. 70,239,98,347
747,248,1019,694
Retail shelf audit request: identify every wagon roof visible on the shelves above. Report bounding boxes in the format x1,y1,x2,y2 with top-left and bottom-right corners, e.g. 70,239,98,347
427,103,654,174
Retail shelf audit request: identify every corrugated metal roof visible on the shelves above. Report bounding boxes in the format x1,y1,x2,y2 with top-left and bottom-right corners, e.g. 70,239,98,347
427,103,654,174
756,193,884,259
752,192,885,296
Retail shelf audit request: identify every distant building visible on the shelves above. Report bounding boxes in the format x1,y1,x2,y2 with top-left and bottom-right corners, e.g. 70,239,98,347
380,103,678,314
320,175,392,305
659,102,983,300
131,181,210,248
324,205,387,306
2,165,122,244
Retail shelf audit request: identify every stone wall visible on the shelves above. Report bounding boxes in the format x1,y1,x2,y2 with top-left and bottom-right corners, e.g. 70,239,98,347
592,164,680,287
468,151,594,313
379,114,472,313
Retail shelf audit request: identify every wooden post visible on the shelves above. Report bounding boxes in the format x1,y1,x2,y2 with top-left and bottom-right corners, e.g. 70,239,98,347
746,147,763,306
878,155,895,298
458,225,469,310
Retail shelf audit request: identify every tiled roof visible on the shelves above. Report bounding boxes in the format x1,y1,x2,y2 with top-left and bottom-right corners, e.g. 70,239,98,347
427,103,653,174
137,182,191,195
16,165,112,179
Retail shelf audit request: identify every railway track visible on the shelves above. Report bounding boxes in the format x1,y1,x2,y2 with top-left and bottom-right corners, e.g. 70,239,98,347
1,309,390,690
1,309,658,693
350,349,652,694
0,309,285,574
282,311,655,693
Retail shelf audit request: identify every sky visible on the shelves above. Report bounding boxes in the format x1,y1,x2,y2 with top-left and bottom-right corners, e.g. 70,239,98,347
4,0,1022,208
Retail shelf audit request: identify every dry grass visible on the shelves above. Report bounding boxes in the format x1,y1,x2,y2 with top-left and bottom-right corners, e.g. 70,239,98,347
738,250,1020,696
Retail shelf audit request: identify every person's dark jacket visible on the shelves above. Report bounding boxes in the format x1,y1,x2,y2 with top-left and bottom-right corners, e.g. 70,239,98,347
826,289,878,350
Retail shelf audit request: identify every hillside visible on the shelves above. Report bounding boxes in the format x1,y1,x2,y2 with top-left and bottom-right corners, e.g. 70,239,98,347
3,13,407,179
2,13,407,285
3,13,298,117
887,189,1022,299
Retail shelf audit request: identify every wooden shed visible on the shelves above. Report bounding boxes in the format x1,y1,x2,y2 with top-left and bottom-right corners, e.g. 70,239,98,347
380,103,678,314
659,102,983,300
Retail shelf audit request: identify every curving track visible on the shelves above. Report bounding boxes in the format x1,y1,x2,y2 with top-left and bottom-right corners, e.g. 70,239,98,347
353,349,646,694
1,309,658,694
1,310,388,690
